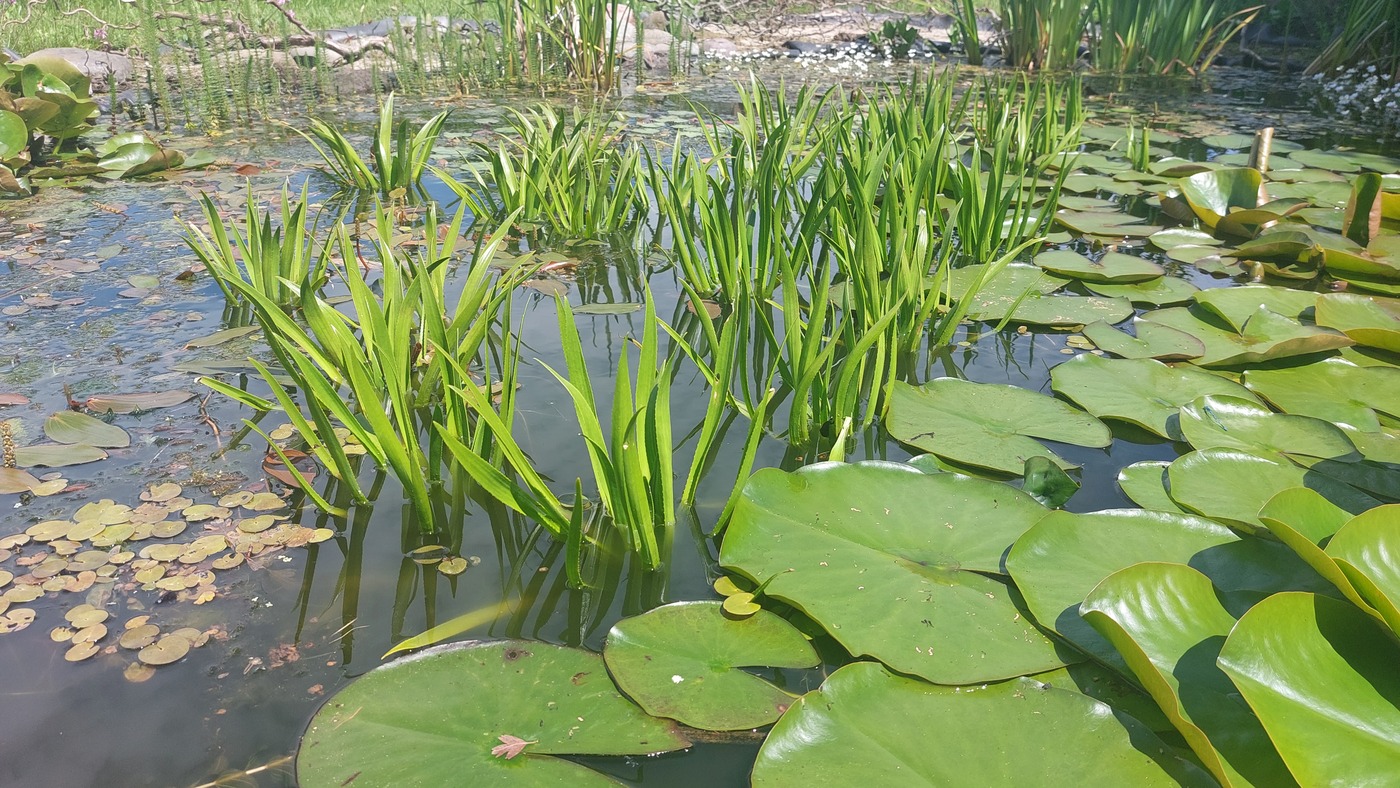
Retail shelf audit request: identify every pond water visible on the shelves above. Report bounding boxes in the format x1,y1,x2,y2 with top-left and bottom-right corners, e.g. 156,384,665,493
0,59,1395,787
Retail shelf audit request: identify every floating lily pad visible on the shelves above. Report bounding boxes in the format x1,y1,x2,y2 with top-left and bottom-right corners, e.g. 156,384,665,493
1139,306,1352,367
1166,448,1382,532
603,601,818,731
1192,285,1320,332
138,634,191,666
1050,355,1257,439
1082,276,1199,307
43,411,129,449
1055,210,1161,238
1178,395,1359,459
1080,319,1205,360
1148,228,1222,250
1315,293,1400,352
751,662,1213,787
297,640,690,787
85,390,194,414
1219,593,1400,785
13,443,107,468
1244,358,1400,431
1325,505,1400,635
1116,461,1186,513
1007,508,1326,674
1080,563,1296,788
1179,168,1263,228
1034,250,1163,284
720,462,1069,685
888,378,1111,473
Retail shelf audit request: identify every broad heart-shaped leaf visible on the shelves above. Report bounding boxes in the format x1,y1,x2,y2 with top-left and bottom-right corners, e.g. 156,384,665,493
1081,563,1297,788
43,411,130,449
1192,285,1320,333
1325,505,1400,636
1166,448,1382,533
751,662,1215,788
1034,250,1164,283
719,462,1071,685
12,443,106,468
1139,305,1352,367
1082,276,1200,307
296,640,689,787
0,110,26,161
887,379,1110,474
1050,354,1257,439
1001,293,1136,327
1244,358,1400,431
1007,509,1325,677
1116,461,1188,513
1218,593,1400,785
602,601,818,731
1180,167,1263,228
1178,395,1359,460
1081,319,1205,360
1315,292,1400,353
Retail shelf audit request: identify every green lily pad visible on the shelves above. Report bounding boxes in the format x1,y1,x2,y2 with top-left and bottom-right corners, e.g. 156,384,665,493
1139,306,1352,367
1193,285,1321,332
1007,508,1325,675
1166,448,1382,533
1180,168,1263,228
720,462,1069,685
950,262,1067,317
1244,358,1400,431
1230,230,1321,263
0,110,26,161
1082,276,1200,307
1219,593,1400,786
1081,319,1205,360
297,640,690,787
751,662,1213,787
1258,488,1376,614
1286,149,1364,173
1034,250,1164,283
1055,210,1161,238
1178,395,1359,459
1081,563,1296,788
1022,455,1079,508
888,378,1111,474
1116,461,1187,513
13,443,107,468
1001,294,1136,326
603,601,818,731
1315,293,1400,352
1325,505,1400,636
43,411,130,449
1050,354,1257,439
1148,228,1222,250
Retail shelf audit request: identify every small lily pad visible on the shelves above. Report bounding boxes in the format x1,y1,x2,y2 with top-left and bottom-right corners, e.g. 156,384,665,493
138,634,191,666
1035,250,1164,283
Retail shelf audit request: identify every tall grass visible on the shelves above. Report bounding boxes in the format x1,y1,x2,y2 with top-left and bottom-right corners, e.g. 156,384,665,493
297,94,448,198
1093,0,1261,74
183,184,324,310
998,0,1089,71
1307,0,1400,79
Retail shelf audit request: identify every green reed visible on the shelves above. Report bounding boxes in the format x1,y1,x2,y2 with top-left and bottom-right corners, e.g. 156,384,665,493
183,184,323,311
998,0,1090,71
299,94,448,198
1093,0,1261,74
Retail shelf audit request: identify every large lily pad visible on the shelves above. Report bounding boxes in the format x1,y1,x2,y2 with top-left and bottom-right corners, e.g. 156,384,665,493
750,662,1212,787
1139,306,1352,367
888,378,1111,474
1258,488,1378,615
603,601,818,731
719,462,1070,685
1192,285,1320,332
950,263,1134,326
1055,210,1162,238
1166,448,1382,532
1179,168,1263,228
1218,593,1400,785
1082,276,1200,307
43,411,129,449
1006,508,1323,675
1177,395,1359,460
1034,250,1164,283
1314,293,1400,352
1081,563,1297,788
297,640,690,787
1081,320,1205,360
1325,505,1400,636
1050,354,1257,439
1243,358,1400,431
1116,462,1187,513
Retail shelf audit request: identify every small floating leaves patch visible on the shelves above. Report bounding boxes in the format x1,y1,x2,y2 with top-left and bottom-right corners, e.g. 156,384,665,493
603,601,818,731
887,378,1111,474
720,462,1071,685
750,662,1212,787
296,640,691,787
